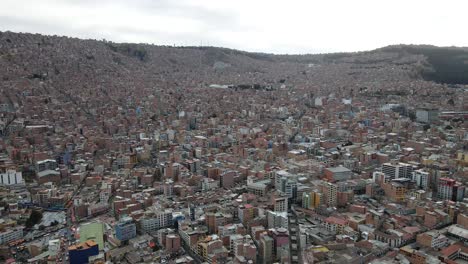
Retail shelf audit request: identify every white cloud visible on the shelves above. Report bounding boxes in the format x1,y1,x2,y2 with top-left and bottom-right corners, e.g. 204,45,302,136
0,0,467,53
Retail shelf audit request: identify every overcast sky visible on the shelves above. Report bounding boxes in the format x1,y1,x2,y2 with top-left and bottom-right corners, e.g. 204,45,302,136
1,0,467,54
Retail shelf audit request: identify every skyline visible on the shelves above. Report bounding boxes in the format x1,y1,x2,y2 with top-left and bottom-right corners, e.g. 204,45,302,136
1,0,468,54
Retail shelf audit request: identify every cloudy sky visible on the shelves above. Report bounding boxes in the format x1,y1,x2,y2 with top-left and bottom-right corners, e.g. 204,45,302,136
1,0,467,54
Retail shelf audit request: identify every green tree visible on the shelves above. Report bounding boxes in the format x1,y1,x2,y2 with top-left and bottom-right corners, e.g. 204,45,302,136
25,210,43,228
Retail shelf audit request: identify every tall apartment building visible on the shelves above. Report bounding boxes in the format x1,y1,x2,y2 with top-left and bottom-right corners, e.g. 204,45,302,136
275,170,298,201
260,235,274,264
0,227,23,245
302,192,311,209
238,205,256,225
140,209,173,233
220,171,235,189
323,182,338,207
165,234,181,252
115,217,137,242
267,211,288,229
382,162,413,180
383,182,407,203
416,108,439,123
412,169,430,190
302,191,322,209
272,195,288,212
247,177,269,196
453,184,465,202
438,178,456,201
205,212,232,234
35,159,58,172
0,170,24,186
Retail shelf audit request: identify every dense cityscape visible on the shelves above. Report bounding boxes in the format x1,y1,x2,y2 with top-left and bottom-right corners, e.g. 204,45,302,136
0,31,467,264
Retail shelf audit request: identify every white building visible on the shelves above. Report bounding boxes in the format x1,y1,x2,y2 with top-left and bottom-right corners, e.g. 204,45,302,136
201,178,219,192
99,189,111,203
382,162,413,180
275,171,298,199
0,227,23,245
140,209,173,233
267,211,288,229
416,108,439,123
438,178,455,201
35,159,58,172
247,178,269,196
0,170,24,186
412,169,430,190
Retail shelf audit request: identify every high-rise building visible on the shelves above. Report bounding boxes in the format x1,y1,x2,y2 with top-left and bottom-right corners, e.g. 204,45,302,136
302,191,322,209
272,195,288,212
270,228,289,259
382,162,413,180
220,171,235,189
267,211,288,229
438,178,456,201
197,236,227,263
416,108,439,123
323,182,338,207
302,193,311,209
382,182,407,202
205,212,231,234
140,209,174,233
0,227,23,245
115,216,137,242
238,204,256,225
453,184,465,202
0,170,24,186
165,234,181,252
412,169,429,190
260,235,274,264
275,170,298,201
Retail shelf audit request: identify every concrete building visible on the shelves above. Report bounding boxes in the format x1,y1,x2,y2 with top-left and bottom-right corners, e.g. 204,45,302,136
0,227,23,245
247,179,269,197
323,182,338,207
205,212,232,234
416,108,439,123
35,159,58,172
272,195,288,212
438,178,456,201
302,192,311,209
260,235,274,264
412,169,429,190
165,234,181,252
238,204,255,225
267,211,288,229
140,209,173,233
220,171,236,189
324,166,352,182
383,182,407,203
382,162,413,181
0,170,23,186
115,216,137,242
275,170,297,200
